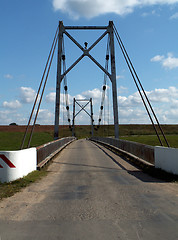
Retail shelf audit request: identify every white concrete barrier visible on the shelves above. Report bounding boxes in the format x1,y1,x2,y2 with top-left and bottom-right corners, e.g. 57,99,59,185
91,137,178,175
0,148,36,183
155,146,178,175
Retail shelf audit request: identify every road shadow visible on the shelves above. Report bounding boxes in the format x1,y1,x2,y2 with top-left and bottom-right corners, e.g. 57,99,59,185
127,170,164,183
92,141,165,183
52,161,121,172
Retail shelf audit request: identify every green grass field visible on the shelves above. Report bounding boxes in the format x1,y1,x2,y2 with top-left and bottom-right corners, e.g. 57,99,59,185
0,124,178,150
0,132,54,151
121,135,178,148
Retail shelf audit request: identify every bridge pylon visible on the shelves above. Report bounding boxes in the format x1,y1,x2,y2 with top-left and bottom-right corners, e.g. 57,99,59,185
54,21,119,139
72,98,94,138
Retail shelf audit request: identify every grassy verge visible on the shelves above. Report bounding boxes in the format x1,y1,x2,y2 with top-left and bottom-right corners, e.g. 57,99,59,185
0,168,48,201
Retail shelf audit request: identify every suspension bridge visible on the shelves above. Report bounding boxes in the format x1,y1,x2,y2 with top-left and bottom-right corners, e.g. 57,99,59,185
20,20,169,149
1,21,178,239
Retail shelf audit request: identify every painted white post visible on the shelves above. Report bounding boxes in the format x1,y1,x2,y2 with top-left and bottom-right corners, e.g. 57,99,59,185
155,146,178,175
0,148,37,183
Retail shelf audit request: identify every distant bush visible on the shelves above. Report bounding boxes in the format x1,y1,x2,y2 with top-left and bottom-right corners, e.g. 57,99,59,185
9,123,18,126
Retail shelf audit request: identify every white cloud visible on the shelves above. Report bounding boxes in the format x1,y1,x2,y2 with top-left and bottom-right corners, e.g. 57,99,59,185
151,53,178,69
19,87,37,103
116,75,124,80
81,88,101,102
151,55,164,62
4,74,13,79
162,53,178,69
0,110,27,125
119,108,148,124
119,86,178,106
170,12,178,19
46,88,102,104
2,85,178,125
52,0,178,19
0,110,12,124
3,100,22,109
117,86,178,124
147,86,178,103
46,92,73,105
46,92,56,103
43,86,178,124
118,86,128,94
118,91,142,107
74,94,85,100
37,109,55,125
141,9,160,17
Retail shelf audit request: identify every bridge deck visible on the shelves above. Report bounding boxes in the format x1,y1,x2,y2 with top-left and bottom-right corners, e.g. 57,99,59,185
0,139,178,239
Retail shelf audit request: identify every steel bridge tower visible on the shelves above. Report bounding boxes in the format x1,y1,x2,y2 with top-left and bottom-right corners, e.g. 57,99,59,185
54,21,119,139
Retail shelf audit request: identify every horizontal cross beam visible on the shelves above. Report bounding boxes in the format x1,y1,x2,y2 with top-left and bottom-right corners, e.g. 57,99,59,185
65,26,107,30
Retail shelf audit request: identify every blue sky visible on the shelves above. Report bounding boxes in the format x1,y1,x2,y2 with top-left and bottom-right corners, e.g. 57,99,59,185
1,0,178,125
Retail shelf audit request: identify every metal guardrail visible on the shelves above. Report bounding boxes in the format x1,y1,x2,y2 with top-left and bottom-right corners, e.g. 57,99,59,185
90,137,154,164
36,137,76,167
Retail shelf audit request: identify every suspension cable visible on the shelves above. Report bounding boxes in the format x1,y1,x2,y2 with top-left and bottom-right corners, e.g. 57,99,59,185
26,27,59,148
97,36,110,129
62,81,65,137
62,39,71,129
113,24,170,147
107,73,110,136
20,26,59,149
114,27,162,146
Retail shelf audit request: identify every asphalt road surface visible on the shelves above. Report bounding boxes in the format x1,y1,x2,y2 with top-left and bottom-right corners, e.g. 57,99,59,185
0,139,178,240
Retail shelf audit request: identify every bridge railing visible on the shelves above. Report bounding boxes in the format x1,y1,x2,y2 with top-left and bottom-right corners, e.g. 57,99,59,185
37,137,76,168
90,137,154,164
